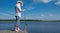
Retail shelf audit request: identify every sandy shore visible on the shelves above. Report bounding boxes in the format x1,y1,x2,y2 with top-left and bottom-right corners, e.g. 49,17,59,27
0,30,28,33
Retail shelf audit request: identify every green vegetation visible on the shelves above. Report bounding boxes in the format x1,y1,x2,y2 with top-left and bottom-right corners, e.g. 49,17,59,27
0,19,60,22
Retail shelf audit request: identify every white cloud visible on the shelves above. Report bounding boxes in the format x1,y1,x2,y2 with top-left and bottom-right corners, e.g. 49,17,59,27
33,0,52,3
42,0,52,3
0,12,14,19
0,13,9,16
27,6,34,10
24,3,35,11
1,13,13,16
41,14,45,17
55,1,60,5
25,6,35,11
49,14,53,16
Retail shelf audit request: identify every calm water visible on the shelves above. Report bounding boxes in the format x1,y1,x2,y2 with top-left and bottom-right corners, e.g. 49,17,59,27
0,22,60,33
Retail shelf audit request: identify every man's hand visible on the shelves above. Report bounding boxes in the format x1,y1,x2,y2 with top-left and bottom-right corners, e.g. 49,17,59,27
22,9,26,11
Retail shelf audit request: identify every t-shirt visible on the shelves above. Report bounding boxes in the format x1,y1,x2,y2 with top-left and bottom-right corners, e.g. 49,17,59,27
15,4,22,17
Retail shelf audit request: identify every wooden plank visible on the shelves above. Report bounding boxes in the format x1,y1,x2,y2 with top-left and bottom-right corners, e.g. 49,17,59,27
0,30,28,33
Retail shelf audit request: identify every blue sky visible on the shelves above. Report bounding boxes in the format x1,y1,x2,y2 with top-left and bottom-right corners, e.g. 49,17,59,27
0,0,60,20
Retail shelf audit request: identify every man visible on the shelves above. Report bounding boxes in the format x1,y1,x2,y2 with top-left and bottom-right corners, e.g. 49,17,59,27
15,1,23,32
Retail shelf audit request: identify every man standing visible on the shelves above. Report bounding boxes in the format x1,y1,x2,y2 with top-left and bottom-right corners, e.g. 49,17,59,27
15,1,23,32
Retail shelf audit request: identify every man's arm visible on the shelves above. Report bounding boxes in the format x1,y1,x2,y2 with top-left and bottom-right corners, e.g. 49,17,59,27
16,5,22,12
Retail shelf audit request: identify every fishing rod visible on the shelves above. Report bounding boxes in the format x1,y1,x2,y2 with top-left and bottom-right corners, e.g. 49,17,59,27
23,9,28,33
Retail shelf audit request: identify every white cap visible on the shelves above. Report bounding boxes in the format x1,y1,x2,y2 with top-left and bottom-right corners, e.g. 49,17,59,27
17,1,23,3
17,1,23,6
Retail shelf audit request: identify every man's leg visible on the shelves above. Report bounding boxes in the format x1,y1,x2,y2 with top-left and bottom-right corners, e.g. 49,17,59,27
15,16,21,32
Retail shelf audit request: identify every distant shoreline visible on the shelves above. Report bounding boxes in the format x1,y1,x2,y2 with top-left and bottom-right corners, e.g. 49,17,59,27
0,19,60,22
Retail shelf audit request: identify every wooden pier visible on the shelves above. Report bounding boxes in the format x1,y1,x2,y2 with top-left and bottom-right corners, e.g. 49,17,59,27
0,30,28,33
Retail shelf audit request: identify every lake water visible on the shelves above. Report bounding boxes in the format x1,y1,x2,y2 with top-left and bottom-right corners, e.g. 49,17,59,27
0,22,60,33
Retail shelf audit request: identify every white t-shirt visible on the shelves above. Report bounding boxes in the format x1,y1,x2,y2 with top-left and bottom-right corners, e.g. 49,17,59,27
15,4,22,17
16,12,21,17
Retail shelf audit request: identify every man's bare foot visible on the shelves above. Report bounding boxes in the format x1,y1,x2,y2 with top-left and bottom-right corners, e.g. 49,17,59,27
15,29,22,32
15,28,22,32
